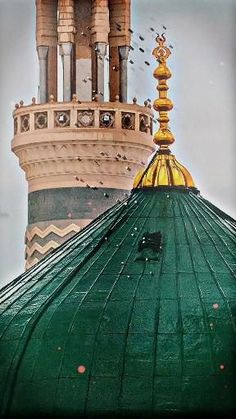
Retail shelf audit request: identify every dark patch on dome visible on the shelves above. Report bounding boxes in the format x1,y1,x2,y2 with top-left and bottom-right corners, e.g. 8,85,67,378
137,231,163,260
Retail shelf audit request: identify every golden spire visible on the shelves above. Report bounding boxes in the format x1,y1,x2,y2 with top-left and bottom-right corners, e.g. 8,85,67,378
133,34,195,189
152,33,174,150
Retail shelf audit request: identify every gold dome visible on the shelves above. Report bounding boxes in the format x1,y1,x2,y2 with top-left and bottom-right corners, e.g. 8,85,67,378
133,153,195,188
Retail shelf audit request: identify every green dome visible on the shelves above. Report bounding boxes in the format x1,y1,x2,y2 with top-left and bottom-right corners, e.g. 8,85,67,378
0,188,236,418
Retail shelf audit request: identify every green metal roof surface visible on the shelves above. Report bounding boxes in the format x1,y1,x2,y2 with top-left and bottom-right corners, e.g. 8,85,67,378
0,188,236,418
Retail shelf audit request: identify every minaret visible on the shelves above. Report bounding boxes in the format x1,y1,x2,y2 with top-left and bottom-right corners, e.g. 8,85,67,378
134,33,195,189
11,0,155,269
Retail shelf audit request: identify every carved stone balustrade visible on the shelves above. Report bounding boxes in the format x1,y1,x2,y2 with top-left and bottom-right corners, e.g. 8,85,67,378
12,100,154,193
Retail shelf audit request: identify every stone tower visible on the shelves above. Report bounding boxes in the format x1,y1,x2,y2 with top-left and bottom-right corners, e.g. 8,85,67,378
11,0,154,269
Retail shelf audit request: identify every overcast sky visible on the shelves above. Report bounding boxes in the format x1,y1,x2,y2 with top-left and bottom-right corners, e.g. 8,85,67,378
0,0,235,287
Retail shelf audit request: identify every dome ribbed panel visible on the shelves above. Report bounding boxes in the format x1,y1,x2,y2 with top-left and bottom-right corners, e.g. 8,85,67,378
0,190,236,417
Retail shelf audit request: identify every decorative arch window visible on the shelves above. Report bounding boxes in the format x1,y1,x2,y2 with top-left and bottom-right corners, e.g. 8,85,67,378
139,114,149,133
35,112,48,129
20,114,30,132
99,111,115,128
77,110,94,127
54,111,70,127
121,112,135,130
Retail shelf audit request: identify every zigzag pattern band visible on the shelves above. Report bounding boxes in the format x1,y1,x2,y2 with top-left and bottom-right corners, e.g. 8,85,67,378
25,223,81,241
25,223,82,268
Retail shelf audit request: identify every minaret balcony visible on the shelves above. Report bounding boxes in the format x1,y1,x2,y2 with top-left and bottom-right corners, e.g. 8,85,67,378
12,100,154,137
12,100,155,193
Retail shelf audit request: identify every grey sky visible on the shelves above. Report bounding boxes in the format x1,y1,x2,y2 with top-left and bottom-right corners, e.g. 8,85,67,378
0,0,235,286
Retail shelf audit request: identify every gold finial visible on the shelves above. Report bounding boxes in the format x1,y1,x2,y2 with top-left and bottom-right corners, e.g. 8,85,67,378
133,35,196,190
152,33,174,151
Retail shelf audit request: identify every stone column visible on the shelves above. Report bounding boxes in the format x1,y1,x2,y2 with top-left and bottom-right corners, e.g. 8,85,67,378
119,46,130,103
74,0,92,101
36,0,58,100
95,43,107,102
61,42,73,101
37,46,49,103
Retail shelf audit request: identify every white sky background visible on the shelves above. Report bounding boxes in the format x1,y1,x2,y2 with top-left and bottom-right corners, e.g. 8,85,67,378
0,0,235,287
